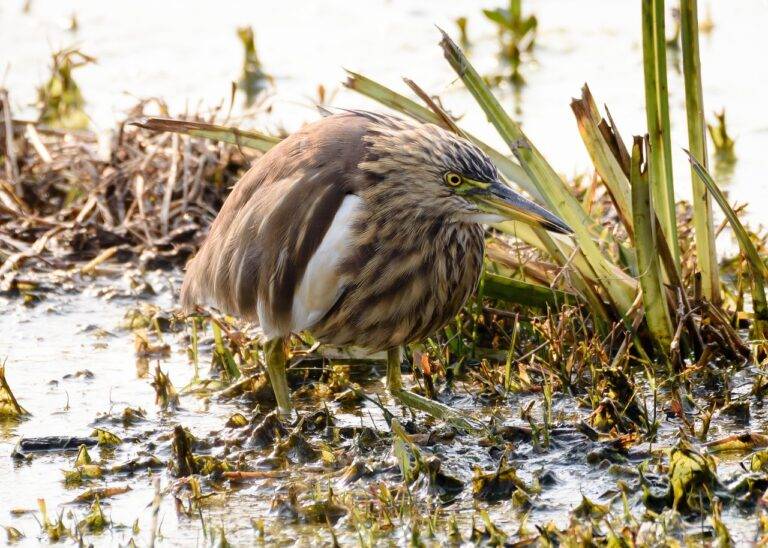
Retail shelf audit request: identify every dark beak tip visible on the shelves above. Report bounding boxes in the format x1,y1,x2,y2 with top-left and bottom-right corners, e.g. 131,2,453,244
540,217,573,235
551,226,573,235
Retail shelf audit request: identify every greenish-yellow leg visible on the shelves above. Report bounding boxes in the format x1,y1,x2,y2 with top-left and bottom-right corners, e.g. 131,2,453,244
264,337,292,416
386,347,481,433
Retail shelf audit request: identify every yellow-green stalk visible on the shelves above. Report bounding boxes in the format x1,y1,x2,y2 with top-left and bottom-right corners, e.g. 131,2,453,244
482,272,575,309
641,0,680,271
687,153,768,340
631,136,674,355
680,0,721,304
131,118,280,153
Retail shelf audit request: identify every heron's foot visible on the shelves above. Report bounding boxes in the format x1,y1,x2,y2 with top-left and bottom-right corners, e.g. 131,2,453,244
274,406,297,423
390,387,483,434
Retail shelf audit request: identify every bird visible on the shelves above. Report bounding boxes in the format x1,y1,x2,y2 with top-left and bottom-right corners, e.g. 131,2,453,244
181,110,571,428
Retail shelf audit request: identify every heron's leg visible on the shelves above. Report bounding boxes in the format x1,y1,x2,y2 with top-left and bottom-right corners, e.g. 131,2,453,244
386,346,481,433
264,337,292,415
386,346,404,392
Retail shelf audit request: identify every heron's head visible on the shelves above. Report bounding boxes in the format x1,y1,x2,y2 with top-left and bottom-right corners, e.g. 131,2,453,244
360,118,572,234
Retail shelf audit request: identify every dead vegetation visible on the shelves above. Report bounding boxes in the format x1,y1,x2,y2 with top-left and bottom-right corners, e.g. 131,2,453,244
0,93,252,300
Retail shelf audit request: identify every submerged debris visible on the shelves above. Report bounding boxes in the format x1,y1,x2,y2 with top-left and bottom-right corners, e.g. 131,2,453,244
12,436,96,458
472,458,530,502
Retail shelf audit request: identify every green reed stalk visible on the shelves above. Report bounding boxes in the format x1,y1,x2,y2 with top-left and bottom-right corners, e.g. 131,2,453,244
343,70,536,198
631,136,673,354
482,272,575,308
641,0,680,272
687,153,768,339
132,118,280,153
439,29,637,316
680,0,721,304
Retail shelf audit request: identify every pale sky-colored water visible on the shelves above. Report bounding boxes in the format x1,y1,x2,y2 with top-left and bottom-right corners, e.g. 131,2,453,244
1,0,767,224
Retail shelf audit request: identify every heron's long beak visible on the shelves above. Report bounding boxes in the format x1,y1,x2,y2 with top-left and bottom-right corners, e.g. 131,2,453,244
470,181,573,235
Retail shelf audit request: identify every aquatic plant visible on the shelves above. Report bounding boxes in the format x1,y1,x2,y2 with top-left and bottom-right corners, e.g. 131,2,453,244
454,16,470,48
483,0,537,86
707,108,736,160
0,363,29,419
36,48,94,130
236,26,272,107
681,0,721,304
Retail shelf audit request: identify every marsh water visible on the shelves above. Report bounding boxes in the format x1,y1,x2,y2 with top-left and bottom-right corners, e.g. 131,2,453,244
2,0,768,545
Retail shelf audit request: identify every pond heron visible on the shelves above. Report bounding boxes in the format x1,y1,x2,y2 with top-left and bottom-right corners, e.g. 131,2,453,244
181,111,571,428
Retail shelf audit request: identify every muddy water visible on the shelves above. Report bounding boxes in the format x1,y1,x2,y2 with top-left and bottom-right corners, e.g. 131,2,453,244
2,0,768,545
0,275,764,544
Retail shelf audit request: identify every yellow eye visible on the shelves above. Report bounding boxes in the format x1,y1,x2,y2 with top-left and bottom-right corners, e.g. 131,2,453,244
444,172,462,187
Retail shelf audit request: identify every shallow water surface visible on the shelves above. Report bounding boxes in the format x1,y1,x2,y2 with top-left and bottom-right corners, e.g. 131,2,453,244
0,274,764,545
2,0,768,545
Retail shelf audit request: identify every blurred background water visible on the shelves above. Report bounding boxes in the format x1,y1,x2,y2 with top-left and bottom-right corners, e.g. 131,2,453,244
2,0,767,222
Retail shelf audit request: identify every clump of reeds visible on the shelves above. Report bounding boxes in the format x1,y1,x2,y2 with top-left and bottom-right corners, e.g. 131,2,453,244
0,94,257,294
335,0,766,454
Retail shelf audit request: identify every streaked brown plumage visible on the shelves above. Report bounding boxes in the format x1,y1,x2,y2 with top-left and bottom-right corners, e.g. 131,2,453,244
181,110,570,421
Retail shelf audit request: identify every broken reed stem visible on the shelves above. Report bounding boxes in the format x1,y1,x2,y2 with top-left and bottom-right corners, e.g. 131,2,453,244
680,0,721,305
641,0,680,273
131,117,280,153
631,136,673,356
570,86,634,242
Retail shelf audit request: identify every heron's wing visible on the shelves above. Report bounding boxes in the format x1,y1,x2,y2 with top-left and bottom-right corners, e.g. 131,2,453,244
180,112,373,336
289,194,361,334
